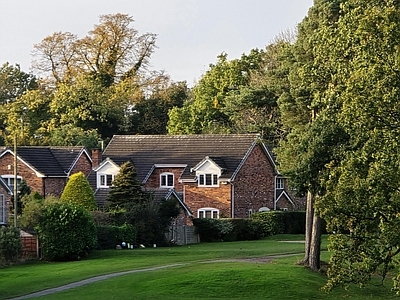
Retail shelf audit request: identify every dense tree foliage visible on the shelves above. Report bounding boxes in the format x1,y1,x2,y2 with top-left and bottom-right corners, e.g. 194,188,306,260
0,14,184,147
167,49,283,146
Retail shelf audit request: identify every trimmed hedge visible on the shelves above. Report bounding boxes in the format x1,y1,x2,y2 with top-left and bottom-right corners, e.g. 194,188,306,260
96,224,136,249
193,211,326,242
193,218,262,242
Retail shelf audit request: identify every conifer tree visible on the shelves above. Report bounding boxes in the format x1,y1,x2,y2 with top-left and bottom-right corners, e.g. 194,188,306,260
106,161,148,209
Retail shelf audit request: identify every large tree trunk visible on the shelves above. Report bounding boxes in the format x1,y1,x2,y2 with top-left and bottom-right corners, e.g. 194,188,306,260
302,191,314,265
309,213,322,271
301,191,321,271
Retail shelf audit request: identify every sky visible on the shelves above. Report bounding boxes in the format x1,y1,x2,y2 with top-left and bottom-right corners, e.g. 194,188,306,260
0,0,313,86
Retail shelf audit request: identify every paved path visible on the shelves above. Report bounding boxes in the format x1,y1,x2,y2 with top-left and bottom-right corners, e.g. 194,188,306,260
8,253,303,300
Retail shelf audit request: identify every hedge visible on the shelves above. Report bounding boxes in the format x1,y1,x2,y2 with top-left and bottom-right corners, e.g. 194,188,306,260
96,224,136,249
193,211,326,242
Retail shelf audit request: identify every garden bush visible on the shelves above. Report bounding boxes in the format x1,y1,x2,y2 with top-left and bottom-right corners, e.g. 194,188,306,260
37,203,97,261
0,226,22,265
193,218,262,242
96,223,136,249
251,211,285,236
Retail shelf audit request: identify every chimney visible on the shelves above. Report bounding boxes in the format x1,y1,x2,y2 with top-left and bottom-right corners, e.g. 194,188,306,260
92,149,102,167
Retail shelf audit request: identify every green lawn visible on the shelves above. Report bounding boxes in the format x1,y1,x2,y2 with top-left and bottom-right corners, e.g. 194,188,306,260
0,235,396,299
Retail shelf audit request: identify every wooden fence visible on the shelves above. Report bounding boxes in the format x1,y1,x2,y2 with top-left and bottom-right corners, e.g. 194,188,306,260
166,225,199,245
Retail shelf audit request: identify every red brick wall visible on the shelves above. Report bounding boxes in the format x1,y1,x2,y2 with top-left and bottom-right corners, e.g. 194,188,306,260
144,168,185,192
43,177,67,197
184,183,231,218
0,152,91,198
70,152,92,177
233,144,276,218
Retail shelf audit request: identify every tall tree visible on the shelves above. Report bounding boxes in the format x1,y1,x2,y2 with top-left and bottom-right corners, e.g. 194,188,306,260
32,13,157,87
276,0,346,271
310,0,400,292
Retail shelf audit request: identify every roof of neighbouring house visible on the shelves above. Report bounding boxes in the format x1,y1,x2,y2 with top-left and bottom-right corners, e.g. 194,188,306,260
102,134,276,183
1,146,90,177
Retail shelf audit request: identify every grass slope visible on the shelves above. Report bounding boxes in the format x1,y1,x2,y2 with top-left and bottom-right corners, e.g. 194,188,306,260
1,235,396,299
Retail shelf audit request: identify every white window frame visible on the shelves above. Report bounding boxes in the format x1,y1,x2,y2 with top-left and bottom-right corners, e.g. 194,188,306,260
198,208,219,219
276,178,284,189
99,174,114,188
198,173,219,187
160,172,174,188
1,175,22,191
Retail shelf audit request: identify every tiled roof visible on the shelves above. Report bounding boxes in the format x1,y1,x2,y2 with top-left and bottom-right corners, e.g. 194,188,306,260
103,134,268,183
15,146,86,177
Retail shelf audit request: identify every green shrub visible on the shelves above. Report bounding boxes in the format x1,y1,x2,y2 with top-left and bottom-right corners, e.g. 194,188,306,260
96,224,136,249
60,172,97,210
282,211,306,234
0,226,22,265
193,218,262,242
250,211,285,236
37,203,97,261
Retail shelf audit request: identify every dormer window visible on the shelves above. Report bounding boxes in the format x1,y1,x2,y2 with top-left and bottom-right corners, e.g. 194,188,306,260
198,173,218,187
160,173,174,188
99,174,114,187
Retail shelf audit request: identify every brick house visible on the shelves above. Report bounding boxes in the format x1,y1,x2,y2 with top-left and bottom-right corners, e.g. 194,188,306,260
0,146,93,220
90,134,305,221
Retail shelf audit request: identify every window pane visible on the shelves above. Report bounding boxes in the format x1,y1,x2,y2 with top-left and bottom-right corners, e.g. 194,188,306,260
205,210,211,218
212,211,218,219
199,175,204,185
213,174,218,185
100,175,105,186
106,175,113,186
205,174,212,185
161,175,166,186
167,174,174,186
199,211,205,218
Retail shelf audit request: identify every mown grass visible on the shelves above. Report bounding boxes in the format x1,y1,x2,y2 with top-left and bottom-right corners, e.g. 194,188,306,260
1,235,396,299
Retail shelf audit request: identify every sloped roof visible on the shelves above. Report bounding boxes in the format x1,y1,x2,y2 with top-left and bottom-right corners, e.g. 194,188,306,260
103,134,274,183
13,146,88,177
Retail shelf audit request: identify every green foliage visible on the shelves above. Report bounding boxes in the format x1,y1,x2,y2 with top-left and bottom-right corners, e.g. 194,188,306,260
0,62,37,104
193,218,262,242
37,203,97,261
96,223,136,250
0,226,22,265
250,212,285,236
106,161,148,209
19,192,44,229
60,172,96,210
167,49,282,144
129,81,187,134
48,124,101,150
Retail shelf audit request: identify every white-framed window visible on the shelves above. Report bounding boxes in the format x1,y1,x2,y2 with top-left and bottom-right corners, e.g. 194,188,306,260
198,173,219,187
198,208,219,219
248,209,253,217
1,175,22,191
99,174,114,187
276,178,284,189
160,173,174,188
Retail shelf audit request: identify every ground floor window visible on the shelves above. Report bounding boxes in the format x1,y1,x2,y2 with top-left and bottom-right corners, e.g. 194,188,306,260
198,208,219,219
